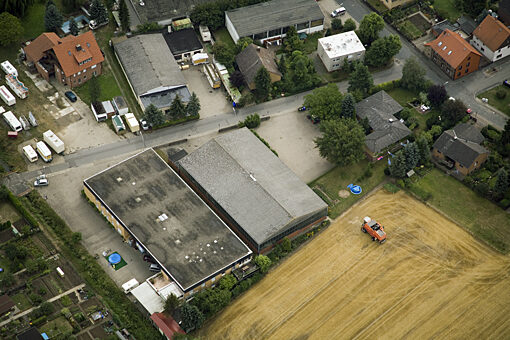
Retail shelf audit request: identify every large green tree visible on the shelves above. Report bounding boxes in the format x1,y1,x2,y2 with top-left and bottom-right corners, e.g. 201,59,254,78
315,118,365,165
416,134,431,164
283,50,320,92
164,294,180,314
212,42,235,68
1,0,34,17
219,274,237,291
402,142,420,171
0,12,23,46
389,151,407,178
44,3,63,32
342,18,356,32
460,0,487,17
283,25,303,53
348,62,373,96
144,104,165,127
69,16,79,36
180,303,205,333
186,92,200,116
427,84,447,107
254,67,271,100
169,95,186,118
401,57,426,92
358,12,385,45
90,0,108,25
235,37,253,54
254,255,272,273
304,83,344,121
364,35,401,67
62,0,80,13
340,93,356,119
440,99,467,128
494,168,508,196
119,0,130,31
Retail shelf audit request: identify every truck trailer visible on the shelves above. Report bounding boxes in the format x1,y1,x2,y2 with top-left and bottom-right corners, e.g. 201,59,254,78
0,85,15,106
43,130,65,154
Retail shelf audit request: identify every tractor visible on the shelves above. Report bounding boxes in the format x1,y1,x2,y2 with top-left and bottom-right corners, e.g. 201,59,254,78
361,216,386,244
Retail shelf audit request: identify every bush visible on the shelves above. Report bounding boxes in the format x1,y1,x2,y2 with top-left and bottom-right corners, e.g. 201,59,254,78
250,130,278,156
238,93,255,107
135,22,161,33
31,315,47,326
496,88,507,99
384,183,400,193
238,113,261,129
254,255,272,273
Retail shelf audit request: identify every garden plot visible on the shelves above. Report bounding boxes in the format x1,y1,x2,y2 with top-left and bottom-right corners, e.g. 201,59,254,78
201,190,510,340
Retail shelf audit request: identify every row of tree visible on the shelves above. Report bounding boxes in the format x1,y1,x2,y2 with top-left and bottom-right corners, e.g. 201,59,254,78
142,94,201,127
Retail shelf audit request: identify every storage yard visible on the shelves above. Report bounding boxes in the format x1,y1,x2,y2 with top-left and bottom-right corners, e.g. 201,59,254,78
200,190,510,340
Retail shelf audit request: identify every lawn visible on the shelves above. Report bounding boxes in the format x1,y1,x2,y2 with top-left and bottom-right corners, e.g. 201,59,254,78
397,20,423,40
73,71,122,106
477,85,510,117
386,87,433,134
411,168,510,253
309,160,387,219
213,27,236,50
11,293,32,311
433,0,461,21
40,316,73,338
366,0,389,13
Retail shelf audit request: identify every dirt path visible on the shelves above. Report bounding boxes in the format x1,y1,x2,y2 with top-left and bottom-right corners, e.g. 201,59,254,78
200,190,510,339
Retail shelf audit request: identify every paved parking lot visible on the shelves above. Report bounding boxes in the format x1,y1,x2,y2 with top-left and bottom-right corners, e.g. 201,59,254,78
181,66,232,119
255,111,334,183
317,0,359,29
37,153,153,287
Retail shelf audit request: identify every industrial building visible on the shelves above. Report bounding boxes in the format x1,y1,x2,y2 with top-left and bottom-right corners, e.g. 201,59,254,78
177,128,328,253
225,0,324,44
113,34,191,112
83,149,252,298
317,31,365,72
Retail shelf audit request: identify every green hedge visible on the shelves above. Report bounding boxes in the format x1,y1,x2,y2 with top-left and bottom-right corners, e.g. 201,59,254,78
0,186,39,227
22,191,163,340
250,130,278,156
154,114,199,129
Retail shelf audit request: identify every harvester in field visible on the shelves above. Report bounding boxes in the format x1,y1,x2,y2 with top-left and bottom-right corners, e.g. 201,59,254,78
361,217,386,244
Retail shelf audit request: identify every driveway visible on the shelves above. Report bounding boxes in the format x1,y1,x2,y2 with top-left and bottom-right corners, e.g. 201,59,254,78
37,154,153,287
181,66,232,119
317,0,359,28
255,111,334,183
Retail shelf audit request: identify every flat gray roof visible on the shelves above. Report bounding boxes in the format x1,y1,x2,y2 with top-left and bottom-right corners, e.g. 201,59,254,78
84,149,251,291
178,128,327,246
226,0,324,38
113,34,186,97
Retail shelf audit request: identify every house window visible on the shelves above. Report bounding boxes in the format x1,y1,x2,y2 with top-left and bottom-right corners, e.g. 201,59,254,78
268,28,281,37
458,65,462,70
93,71,97,76
296,22,309,30
467,62,470,67
311,19,323,27
254,31,268,40
497,54,502,59
282,26,290,34
465,68,469,73
211,277,216,282
78,78,81,83
84,75,87,79
457,72,461,76
467,56,471,60
91,64,97,69
481,47,485,51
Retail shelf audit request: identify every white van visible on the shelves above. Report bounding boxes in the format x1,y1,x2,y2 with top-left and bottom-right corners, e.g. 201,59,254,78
36,141,52,162
22,145,38,162
331,7,346,17
3,111,22,132
56,267,64,277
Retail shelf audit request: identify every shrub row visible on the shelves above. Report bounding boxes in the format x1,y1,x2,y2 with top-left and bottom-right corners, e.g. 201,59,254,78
0,186,38,227
154,114,199,130
250,130,278,156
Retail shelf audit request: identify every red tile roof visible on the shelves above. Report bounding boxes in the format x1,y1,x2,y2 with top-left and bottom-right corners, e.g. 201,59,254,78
24,33,61,62
52,31,104,77
150,312,185,338
473,15,510,51
425,29,481,68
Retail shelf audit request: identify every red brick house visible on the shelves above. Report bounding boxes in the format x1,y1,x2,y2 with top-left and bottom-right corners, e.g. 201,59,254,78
424,29,481,80
24,31,104,89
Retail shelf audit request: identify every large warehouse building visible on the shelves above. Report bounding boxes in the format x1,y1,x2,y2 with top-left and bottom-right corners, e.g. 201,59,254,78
177,128,328,253
83,149,252,298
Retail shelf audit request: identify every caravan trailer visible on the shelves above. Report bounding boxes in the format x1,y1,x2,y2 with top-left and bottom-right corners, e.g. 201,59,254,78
1,61,18,77
36,141,52,162
22,145,38,162
0,85,15,106
2,111,22,132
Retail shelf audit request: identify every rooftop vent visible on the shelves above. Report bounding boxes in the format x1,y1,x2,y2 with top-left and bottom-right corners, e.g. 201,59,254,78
388,118,395,123
135,197,141,203
438,41,442,46
76,44,82,51
116,177,123,182
132,181,136,185
442,46,447,50
158,213,168,221
447,51,452,55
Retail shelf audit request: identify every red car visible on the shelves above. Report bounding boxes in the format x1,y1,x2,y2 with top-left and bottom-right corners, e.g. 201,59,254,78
361,217,387,244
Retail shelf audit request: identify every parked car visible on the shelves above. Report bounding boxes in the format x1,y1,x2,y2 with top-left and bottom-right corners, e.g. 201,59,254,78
331,7,346,17
34,178,49,187
298,106,307,112
65,91,77,102
141,120,149,131
143,255,156,263
504,80,510,88
149,263,161,272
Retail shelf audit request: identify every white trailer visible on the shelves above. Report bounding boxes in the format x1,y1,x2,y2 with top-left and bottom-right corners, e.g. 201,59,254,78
43,130,65,154
199,25,211,42
124,113,140,133
1,60,18,77
56,267,64,277
0,85,15,106
5,74,28,99
2,111,22,132
36,141,52,162
22,145,38,162
122,278,139,294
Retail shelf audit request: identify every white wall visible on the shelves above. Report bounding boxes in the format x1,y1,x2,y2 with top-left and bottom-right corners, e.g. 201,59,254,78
471,36,510,62
225,14,240,43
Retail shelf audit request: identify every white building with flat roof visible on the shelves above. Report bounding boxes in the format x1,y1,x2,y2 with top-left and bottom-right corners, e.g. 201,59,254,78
317,31,365,72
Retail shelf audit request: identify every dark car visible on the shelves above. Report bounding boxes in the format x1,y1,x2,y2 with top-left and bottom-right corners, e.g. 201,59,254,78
65,91,77,102
143,255,156,263
504,80,510,88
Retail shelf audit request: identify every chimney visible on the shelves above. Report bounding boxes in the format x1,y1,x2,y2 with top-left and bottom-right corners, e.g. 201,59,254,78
76,44,82,51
